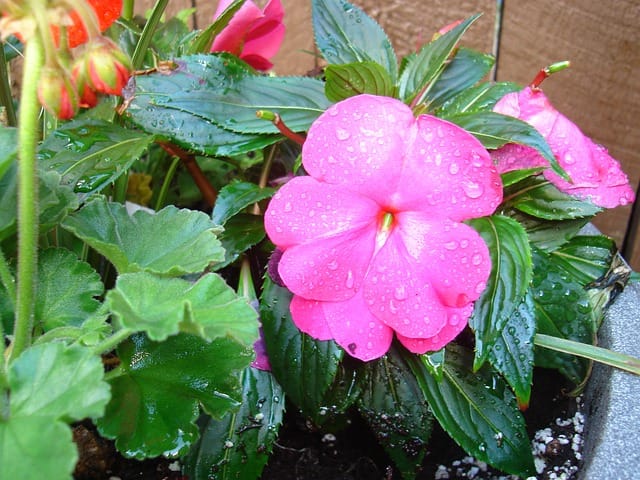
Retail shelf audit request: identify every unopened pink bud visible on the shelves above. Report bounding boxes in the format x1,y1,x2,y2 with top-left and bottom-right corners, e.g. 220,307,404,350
37,66,79,120
78,37,133,96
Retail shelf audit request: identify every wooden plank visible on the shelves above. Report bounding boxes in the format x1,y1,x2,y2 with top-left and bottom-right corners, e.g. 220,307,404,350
497,0,640,268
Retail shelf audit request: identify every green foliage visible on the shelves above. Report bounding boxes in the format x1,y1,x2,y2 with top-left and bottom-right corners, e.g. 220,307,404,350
212,180,276,225
324,62,396,102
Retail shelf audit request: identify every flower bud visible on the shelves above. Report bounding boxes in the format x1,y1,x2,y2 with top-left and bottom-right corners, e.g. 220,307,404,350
77,37,132,96
71,64,99,109
37,66,79,120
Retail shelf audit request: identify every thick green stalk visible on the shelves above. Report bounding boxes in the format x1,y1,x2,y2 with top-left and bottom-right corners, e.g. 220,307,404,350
122,0,135,21
9,35,44,363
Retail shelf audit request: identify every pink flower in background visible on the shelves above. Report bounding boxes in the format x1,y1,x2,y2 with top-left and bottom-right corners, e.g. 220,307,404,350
265,94,503,361
211,0,285,71
492,86,635,208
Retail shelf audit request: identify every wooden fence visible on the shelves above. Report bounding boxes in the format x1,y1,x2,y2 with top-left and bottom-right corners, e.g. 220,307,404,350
136,0,640,269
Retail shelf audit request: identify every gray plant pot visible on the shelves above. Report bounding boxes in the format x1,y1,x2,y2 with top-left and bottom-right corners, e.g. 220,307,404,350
579,281,640,478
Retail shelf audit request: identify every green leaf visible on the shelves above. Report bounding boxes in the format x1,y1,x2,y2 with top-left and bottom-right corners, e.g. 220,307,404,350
468,215,532,369
312,0,397,81
550,235,616,285
135,54,330,135
98,333,253,459
507,209,590,251
260,278,344,418
0,417,77,480
500,167,545,187
488,291,536,409
358,348,433,479
35,248,103,331
0,164,78,241
107,272,259,344
445,111,568,180
324,62,396,102
439,81,520,116
186,0,245,54
184,368,285,480
406,345,535,477
0,126,16,180
531,249,596,384
398,14,480,103
37,119,156,199
504,175,601,220
9,342,110,421
212,181,276,225
425,47,494,111
61,196,224,275
216,214,266,269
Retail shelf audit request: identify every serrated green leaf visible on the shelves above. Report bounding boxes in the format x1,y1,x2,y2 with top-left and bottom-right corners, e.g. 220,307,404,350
406,345,535,477
312,0,397,81
445,111,568,180
504,175,601,220
9,343,110,422
439,81,520,116
399,14,480,104
260,277,344,418
212,181,276,225
488,291,536,409
134,54,330,135
0,164,78,241
35,248,103,331
550,235,615,285
216,214,267,269
507,209,590,251
0,126,16,180
107,272,259,344
425,47,494,111
98,333,253,459
324,62,396,102
37,119,156,199
184,368,285,480
61,196,224,275
468,215,532,369
0,417,77,480
358,348,433,479
531,249,595,383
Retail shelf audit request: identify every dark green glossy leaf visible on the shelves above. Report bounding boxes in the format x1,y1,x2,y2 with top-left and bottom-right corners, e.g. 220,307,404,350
2,35,23,62
107,272,259,344
500,167,545,187
35,248,103,331
504,175,601,220
324,62,396,102
260,277,344,418
358,348,433,479
37,119,155,199
425,47,494,111
0,126,16,180
550,235,615,285
531,249,595,383
135,54,329,135
488,291,536,409
406,345,535,477
506,209,590,251
184,368,285,480
445,111,567,180
61,196,224,275
398,14,480,103
98,333,253,459
212,181,276,225
312,0,397,81
468,215,532,369
0,417,77,480
216,214,267,269
439,81,520,116
9,343,110,422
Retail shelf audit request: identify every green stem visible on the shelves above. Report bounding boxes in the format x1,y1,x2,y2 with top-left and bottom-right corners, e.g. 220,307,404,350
122,0,135,21
92,328,133,356
9,35,45,363
534,333,640,376
0,42,17,126
131,0,169,70
154,155,180,210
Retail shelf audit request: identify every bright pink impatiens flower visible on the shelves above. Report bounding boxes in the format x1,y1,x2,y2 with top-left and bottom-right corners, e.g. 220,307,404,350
492,87,634,208
211,0,285,71
265,94,503,361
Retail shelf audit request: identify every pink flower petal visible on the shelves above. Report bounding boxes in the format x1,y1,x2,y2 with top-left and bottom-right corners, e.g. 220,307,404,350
302,94,415,202
289,295,333,340
396,304,473,354
278,225,377,301
491,143,547,173
264,176,379,248
212,0,262,56
395,114,503,219
323,290,394,361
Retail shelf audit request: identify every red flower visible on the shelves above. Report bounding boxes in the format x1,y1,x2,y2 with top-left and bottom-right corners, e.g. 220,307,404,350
211,0,285,71
52,0,123,48
37,66,79,119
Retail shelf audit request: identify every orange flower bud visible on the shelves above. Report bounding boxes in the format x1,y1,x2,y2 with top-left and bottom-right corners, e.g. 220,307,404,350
37,66,79,119
76,37,132,96
72,63,99,109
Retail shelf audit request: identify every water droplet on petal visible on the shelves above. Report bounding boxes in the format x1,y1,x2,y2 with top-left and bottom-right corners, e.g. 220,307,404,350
284,202,292,212
394,285,407,300
472,253,483,266
462,181,484,199
345,270,354,289
444,240,457,250
564,152,575,164
336,127,351,140
449,163,459,175
327,260,338,270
